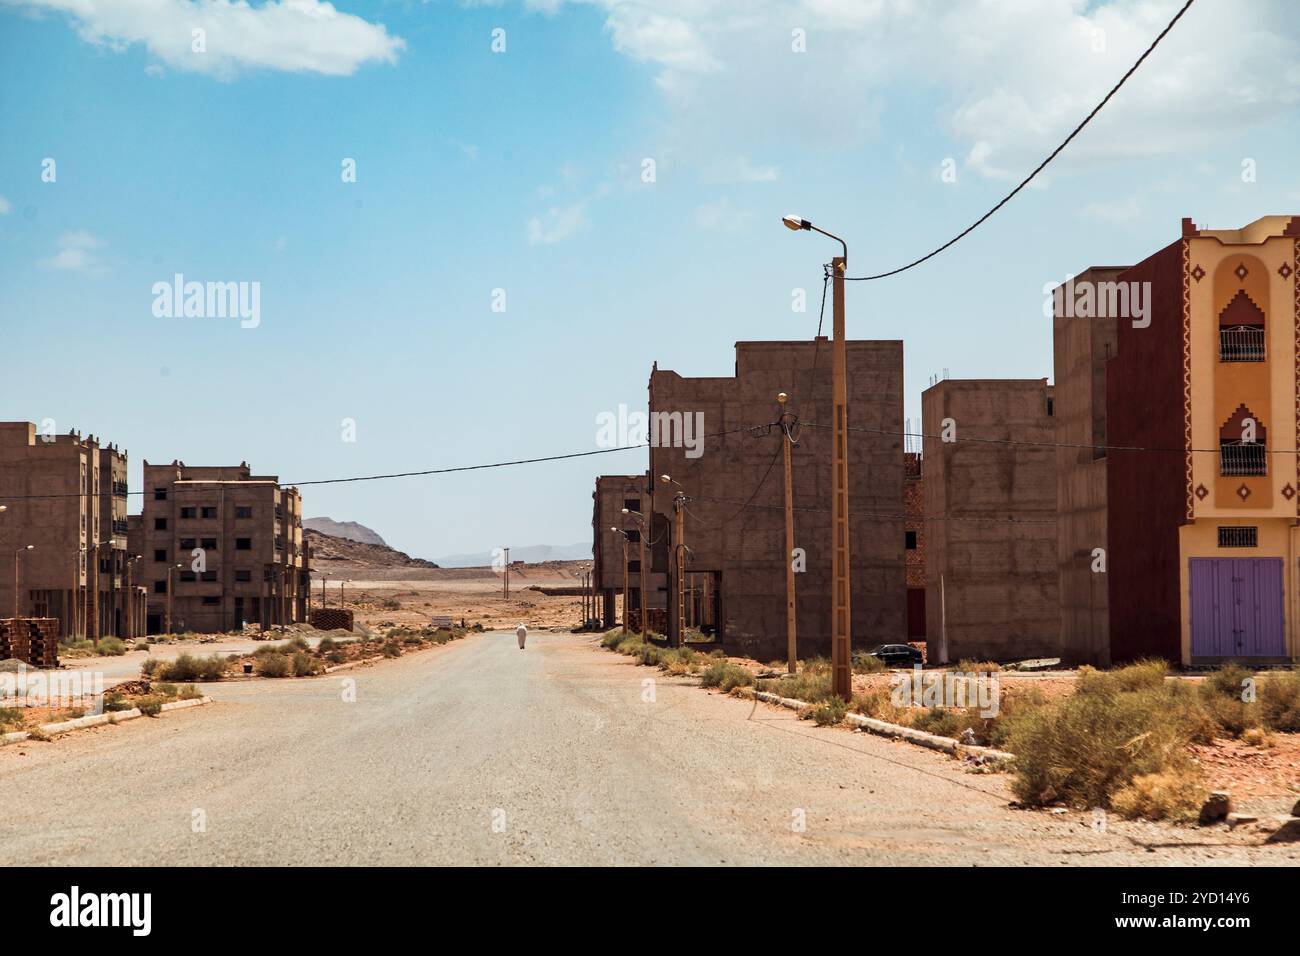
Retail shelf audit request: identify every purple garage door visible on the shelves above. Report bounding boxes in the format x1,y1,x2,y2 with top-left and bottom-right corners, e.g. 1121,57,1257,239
1189,558,1285,657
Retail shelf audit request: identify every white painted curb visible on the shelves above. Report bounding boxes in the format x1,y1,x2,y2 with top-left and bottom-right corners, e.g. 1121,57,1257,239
747,689,1015,763
0,696,213,747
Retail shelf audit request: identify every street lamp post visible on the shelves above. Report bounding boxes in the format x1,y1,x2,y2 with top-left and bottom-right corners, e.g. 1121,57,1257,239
14,545,34,621
503,547,511,600
783,214,852,701
621,509,649,636
610,527,630,635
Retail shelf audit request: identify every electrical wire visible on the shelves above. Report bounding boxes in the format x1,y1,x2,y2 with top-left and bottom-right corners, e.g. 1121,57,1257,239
841,0,1196,282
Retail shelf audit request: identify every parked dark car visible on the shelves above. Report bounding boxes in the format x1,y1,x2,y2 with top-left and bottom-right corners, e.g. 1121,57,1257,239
864,643,923,667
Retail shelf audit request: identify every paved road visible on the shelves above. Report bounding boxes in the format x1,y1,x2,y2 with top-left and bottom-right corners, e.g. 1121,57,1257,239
2,632,1295,865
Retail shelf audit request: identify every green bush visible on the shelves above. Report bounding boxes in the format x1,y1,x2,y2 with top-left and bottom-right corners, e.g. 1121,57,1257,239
757,661,835,704
381,598,401,610
291,651,321,677
255,653,290,678
178,685,201,700
0,706,25,731
910,707,966,738
136,695,164,718
850,651,887,673
381,639,402,658
140,658,163,678
152,682,179,698
326,649,347,664
698,661,754,692
318,637,337,653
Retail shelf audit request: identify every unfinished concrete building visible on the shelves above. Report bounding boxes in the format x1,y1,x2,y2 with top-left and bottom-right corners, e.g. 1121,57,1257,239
0,422,142,641
647,338,905,659
139,461,308,634
1053,266,1128,666
590,474,662,629
922,379,1058,663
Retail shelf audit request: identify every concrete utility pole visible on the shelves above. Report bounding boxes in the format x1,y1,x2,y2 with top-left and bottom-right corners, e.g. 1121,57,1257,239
610,528,629,634
14,545,34,621
166,563,182,635
778,392,797,674
783,215,852,701
503,547,511,600
126,554,141,642
660,474,688,647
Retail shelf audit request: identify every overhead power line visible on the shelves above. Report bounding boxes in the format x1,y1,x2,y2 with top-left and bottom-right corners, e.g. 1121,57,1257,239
842,0,1196,282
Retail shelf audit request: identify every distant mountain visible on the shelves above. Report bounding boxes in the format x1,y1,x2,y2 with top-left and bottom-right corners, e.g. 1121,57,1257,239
305,528,439,570
304,517,388,548
434,542,592,568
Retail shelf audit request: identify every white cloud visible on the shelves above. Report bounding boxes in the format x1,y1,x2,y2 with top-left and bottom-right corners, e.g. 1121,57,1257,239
11,0,405,78
527,202,588,245
694,197,752,232
1081,196,1143,223
703,155,778,184
549,0,1300,180
39,231,107,274
0,195,11,215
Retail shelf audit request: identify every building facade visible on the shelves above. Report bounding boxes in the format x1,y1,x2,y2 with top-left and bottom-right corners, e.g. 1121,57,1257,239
139,461,308,634
1106,215,1300,665
591,474,659,628
0,422,141,641
648,338,905,659
904,450,925,639
922,379,1059,663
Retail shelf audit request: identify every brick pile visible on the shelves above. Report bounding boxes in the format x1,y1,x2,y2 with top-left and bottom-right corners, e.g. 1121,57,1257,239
0,618,61,667
309,608,354,632
630,608,669,635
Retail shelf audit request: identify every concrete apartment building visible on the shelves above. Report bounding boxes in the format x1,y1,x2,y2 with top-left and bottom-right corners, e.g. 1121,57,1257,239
0,422,143,641
139,461,308,634
590,474,659,629
1079,215,1300,666
647,338,905,659
921,379,1058,663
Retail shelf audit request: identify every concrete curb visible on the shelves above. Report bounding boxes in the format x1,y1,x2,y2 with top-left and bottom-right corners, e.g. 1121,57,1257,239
747,689,1015,763
0,696,213,747
324,655,386,674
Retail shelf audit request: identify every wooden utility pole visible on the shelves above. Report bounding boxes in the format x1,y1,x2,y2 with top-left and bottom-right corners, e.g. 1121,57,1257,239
503,547,510,600
779,392,798,674
829,253,852,700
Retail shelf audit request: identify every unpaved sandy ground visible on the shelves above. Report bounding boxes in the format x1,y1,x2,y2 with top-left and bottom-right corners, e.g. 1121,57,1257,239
3,632,1297,865
323,560,591,632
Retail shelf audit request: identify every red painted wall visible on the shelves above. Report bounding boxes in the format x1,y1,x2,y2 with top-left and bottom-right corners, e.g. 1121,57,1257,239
1106,239,1187,664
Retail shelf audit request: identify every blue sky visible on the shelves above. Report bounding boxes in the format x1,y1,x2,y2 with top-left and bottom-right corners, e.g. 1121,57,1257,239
1,0,1297,558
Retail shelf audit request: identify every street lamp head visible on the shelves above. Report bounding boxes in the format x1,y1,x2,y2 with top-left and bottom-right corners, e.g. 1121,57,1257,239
23,544,34,551
621,508,629,515
0,504,7,513
777,392,788,405
782,215,812,232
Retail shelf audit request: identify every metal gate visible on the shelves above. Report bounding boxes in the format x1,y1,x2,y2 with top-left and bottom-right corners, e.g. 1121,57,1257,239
1189,557,1285,657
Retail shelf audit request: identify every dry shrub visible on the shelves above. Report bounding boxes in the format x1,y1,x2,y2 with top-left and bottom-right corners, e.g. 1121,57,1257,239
1008,661,1203,812
1260,671,1300,732
1111,770,1204,822
803,697,847,727
255,653,290,678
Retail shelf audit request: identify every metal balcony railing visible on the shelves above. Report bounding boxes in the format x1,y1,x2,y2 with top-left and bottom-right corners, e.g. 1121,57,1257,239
1219,326,1265,362
1220,441,1267,477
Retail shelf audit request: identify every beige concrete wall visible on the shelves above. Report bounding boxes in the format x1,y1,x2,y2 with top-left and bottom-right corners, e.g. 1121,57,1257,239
923,379,1058,663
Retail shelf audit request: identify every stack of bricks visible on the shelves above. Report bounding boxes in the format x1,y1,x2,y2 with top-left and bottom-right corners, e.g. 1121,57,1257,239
629,608,669,636
309,608,355,632
0,618,61,667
